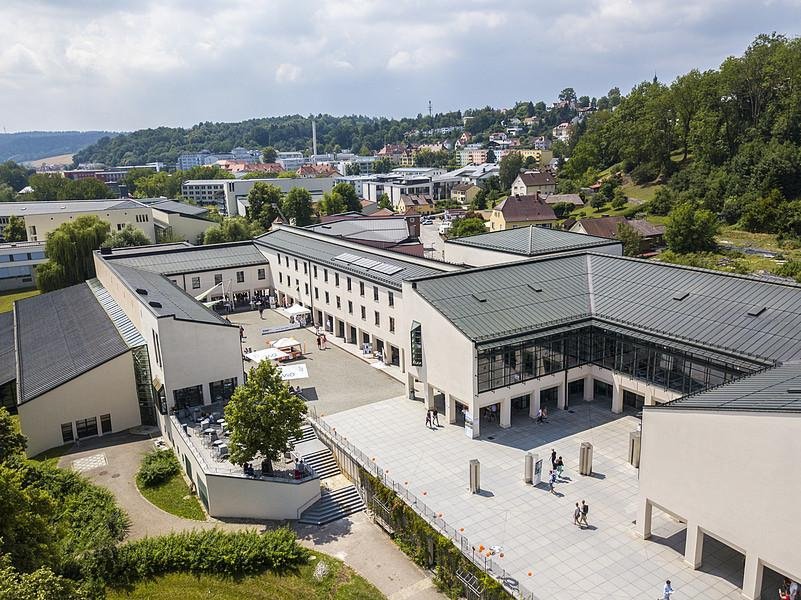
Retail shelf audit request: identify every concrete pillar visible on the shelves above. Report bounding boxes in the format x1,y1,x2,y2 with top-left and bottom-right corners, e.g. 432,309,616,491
423,383,435,410
684,522,704,569
500,397,511,429
742,552,764,600
406,373,416,400
636,498,652,540
612,382,624,414
583,375,593,401
469,400,480,438
529,388,541,419
446,393,457,424
557,383,567,410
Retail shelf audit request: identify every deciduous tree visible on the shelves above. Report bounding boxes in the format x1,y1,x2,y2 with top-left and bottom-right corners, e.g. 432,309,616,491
246,183,282,230
498,152,523,190
616,222,642,256
281,188,314,226
3,215,26,242
102,224,150,248
37,216,110,292
665,203,719,253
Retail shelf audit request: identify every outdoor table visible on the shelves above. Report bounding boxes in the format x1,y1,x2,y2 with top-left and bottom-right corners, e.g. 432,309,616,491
218,420,227,427
212,439,225,447
203,428,216,434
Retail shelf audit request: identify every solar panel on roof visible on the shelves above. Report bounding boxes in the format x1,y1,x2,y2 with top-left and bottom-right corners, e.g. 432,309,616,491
333,252,361,264
374,263,404,275
354,257,380,269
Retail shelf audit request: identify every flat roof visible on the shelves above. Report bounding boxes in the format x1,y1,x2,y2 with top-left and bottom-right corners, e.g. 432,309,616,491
149,200,210,218
103,242,267,276
446,226,619,257
0,200,142,216
654,363,801,413
412,252,801,363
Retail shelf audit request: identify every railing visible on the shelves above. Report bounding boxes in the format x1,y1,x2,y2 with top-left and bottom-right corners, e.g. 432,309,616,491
306,408,539,600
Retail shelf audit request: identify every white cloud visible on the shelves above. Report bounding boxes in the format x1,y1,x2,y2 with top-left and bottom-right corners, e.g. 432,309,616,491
275,63,302,83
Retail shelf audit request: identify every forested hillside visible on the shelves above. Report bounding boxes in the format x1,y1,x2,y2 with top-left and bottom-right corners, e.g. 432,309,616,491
0,131,117,163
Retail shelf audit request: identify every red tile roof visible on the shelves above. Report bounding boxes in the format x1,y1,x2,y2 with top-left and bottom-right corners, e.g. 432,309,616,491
517,171,556,187
495,194,557,222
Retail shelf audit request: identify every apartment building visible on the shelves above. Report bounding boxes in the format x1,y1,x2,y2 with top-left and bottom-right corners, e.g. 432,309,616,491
0,241,46,291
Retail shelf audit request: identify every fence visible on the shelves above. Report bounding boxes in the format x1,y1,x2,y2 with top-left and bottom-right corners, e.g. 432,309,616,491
306,408,539,600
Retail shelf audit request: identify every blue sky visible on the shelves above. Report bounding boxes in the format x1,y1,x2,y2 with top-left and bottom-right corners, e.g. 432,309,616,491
1,0,799,131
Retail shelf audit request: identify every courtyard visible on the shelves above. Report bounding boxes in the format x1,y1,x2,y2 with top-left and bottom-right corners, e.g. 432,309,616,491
324,397,781,600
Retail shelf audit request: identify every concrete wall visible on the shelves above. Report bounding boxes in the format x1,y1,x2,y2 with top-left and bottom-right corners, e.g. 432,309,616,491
19,351,140,456
152,210,214,244
442,241,622,267
638,408,801,597
24,207,155,243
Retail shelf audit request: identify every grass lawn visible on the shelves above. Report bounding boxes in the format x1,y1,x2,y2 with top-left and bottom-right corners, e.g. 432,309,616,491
107,551,385,600
620,181,662,203
0,288,39,313
31,443,73,468
137,473,206,521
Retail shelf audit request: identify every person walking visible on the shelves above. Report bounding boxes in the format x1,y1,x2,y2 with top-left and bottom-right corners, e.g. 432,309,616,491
316,336,322,350
425,410,432,429
536,408,543,423
556,456,564,478
573,502,581,526
551,449,557,470
432,408,440,427
661,579,675,600
548,470,557,494
580,500,589,527
258,305,264,319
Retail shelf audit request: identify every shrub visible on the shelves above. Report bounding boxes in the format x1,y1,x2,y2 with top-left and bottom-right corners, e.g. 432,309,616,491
776,260,801,283
136,450,180,488
630,162,659,185
551,202,574,219
589,194,607,209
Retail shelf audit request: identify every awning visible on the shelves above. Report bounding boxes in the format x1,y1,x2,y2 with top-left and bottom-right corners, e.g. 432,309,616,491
246,348,289,362
272,337,302,349
285,304,311,317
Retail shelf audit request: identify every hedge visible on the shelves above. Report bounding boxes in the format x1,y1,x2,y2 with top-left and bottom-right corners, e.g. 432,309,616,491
136,450,180,488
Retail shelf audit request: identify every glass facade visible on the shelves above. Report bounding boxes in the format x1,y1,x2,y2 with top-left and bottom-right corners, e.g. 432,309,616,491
209,377,237,403
173,385,203,410
132,346,156,425
476,326,757,395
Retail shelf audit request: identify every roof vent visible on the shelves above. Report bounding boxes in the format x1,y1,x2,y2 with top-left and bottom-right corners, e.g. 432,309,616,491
528,284,543,293
672,292,689,301
148,301,162,309
746,306,766,317
787,389,801,394
471,293,488,303
135,288,148,296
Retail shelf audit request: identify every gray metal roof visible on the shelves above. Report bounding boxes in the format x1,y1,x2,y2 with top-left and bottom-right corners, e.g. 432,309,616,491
0,200,141,216
14,284,130,403
446,226,620,257
654,363,801,413
149,200,210,218
412,253,801,363
86,278,147,348
308,218,412,245
104,242,267,276
256,228,448,289
101,242,192,256
104,262,231,326
0,312,15,386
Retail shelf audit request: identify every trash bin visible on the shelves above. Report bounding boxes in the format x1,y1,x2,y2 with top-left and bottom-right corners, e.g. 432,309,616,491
579,442,593,475
469,459,481,493
629,431,641,468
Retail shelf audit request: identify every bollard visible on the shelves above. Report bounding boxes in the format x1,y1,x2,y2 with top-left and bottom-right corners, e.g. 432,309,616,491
469,459,481,493
579,442,593,475
524,452,533,484
629,430,641,468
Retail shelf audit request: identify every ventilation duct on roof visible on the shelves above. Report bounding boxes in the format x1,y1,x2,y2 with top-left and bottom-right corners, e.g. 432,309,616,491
746,306,766,317
672,292,689,301
148,301,162,308
528,284,543,293
787,389,801,394
471,293,488,303
135,288,148,295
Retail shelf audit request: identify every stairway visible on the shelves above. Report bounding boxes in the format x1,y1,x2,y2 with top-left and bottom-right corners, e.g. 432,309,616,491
292,424,317,444
298,484,365,526
299,448,340,480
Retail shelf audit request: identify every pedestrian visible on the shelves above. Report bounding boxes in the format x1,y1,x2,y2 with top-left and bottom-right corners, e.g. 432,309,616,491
580,500,589,527
258,306,264,319
573,502,581,526
548,470,557,494
425,410,432,429
790,579,799,600
316,336,321,350
542,407,548,421
536,408,543,423
321,334,327,350
662,579,675,600
432,408,440,427
551,449,557,470
239,325,244,340
556,456,564,478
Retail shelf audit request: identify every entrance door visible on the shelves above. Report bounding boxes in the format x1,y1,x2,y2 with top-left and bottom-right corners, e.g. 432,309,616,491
349,326,357,344
593,380,613,403
512,394,530,411
623,390,645,409
567,379,584,403
540,386,559,409
337,321,345,339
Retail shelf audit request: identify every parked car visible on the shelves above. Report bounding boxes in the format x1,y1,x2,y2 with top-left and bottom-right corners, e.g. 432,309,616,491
421,218,433,225
438,221,452,235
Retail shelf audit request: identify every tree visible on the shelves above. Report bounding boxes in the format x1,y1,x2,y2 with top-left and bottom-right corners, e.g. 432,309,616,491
551,202,574,219
331,182,361,212
282,188,314,226
739,189,783,233
0,408,26,464
3,215,26,242
559,88,577,103
649,187,676,216
0,557,87,600
665,203,720,253
0,161,32,192
262,146,278,163
0,183,15,202
277,171,297,179
498,152,523,190
203,217,252,244
318,191,347,216
101,224,150,249
485,149,496,163
37,216,110,292
373,157,394,174
616,222,642,257
611,188,628,209
377,193,392,211
223,360,306,469
578,95,590,108
447,215,487,238
246,183,283,230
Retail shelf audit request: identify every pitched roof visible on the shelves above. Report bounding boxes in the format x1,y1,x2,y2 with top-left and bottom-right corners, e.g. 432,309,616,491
0,199,142,217
517,171,556,188
543,193,583,206
495,195,556,222
103,242,268,275
149,199,210,218
308,217,413,245
575,216,664,239
0,312,15,387
400,194,433,207
446,225,619,257
452,183,478,193
14,283,130,403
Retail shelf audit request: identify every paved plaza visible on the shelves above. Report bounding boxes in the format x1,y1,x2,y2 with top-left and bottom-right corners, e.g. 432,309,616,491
325,397,780,600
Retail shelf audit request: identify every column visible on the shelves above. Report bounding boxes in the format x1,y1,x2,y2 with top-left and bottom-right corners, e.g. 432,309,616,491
500,397,511,429
583,375,593,401
557,383,567,410
684,522,704,569
742,552,764,600
406,373,416,400
636,498,652,539
469,399,480,438
612,382,623,414
423,383,435,410
446,393,457,424
529,387,541,419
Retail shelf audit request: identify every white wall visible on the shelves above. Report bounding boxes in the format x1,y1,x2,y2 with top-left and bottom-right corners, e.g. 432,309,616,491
24,207,155,243
152,210,214,244
166,264,271,299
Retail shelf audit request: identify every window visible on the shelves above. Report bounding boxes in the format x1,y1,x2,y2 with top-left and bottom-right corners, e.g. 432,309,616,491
325,291,330,304
348,300,353,314
360,306,366,320
304,283,309,295
373,286,379,301
347,277,352,291
410,321,423,367
209,377,237,402
236,271,244,283
116,223,124,231
287,276,291,287
360,282,365,296
257,268,265,280
389,317,395,333
173,385,203,410
75,417,98,439
277,253,281,264
374,311,380,326
294,259,298,271
303,262,308,274
191,277,201,289
279,272,283,284
313,265,318,278
151,330,162,367
61,422,74,443
388,291,394,307
314,287,319,300
335,273,340,287
336,296,341,309
100,413,112,434
214,274,223,285
324,269,329,282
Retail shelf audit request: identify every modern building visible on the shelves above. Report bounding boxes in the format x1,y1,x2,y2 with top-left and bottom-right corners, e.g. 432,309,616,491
180,180,227,206
334,175,376,199
0,200,155,243
307,215,424,256
0,241,46,291
276,152,307,171
511,171,558,196
362,175,434,207
137,199,217,243
489,194,558,231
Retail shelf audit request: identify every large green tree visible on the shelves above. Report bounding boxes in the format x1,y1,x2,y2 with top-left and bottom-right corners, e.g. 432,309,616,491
616,222,642,256
203,217,253,244
665,203,720,253
318,191,347,216
3,216,26,242
261,146,278,163
0,161,32,192
245,183,283,229
37,216,110,292
331,182,361,212
0,408,26,464
281,188,314,226
498,152,523,190
447,215,487,238
223,361,307,469
102,224,150,248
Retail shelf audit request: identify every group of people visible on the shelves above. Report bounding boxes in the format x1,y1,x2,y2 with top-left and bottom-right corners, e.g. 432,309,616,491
293,457,307,479
425,408,440,429
572,500,590,527
315,334,328,350
547,448,566,494
242,462,256,477
536,407,549,423
780,578,799,600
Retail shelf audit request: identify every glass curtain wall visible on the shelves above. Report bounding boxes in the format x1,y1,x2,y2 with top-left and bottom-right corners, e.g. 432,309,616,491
477,326,756,395
132,345,156,426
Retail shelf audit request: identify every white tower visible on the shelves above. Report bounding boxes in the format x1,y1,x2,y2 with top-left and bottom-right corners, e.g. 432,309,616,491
312,120,318,158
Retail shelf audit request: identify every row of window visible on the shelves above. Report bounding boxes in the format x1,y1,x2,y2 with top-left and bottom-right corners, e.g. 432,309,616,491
0,265,33,279
135,214,150,223
189,269,266,290
61,414,112,443
172,377,238,410
0,251,45,262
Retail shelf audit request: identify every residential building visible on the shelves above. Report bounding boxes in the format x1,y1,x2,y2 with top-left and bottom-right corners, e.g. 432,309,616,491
362,175,434,206
0,200,155,243
570,217,665,254
489,194,558,231
177,150,227,170
180,179,227,206
396,194,436,215
543,193,584,207
533,136,552,150
450,183,481,206
137,199,217,243
511,171,557,196
457,147,490,167
552,123,572,143
297,164,340,178
0,241,46,291
223,178,337,217
276,152,307,171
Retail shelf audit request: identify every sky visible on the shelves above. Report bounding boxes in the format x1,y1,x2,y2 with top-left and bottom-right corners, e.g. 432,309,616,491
1,0,800,132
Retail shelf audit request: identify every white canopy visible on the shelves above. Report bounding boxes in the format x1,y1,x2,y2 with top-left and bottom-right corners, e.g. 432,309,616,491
246,348,289,362
272,337,302,349
278,364,309,381
285,304,310,317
